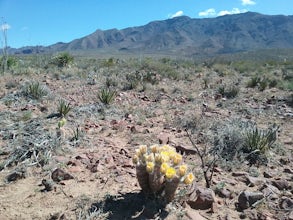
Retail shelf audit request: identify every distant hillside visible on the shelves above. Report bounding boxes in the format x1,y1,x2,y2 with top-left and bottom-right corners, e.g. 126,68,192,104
10,12,293,57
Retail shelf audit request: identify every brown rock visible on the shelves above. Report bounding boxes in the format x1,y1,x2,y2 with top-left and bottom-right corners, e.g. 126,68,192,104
272,179,290,190
187,186,216,210
238,191,264,210
51,168,74,182
232,171,248,177
217,188,233,199
289,211,293,220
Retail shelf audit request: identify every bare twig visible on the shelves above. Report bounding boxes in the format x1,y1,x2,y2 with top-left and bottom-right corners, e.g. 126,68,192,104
185,129,218,188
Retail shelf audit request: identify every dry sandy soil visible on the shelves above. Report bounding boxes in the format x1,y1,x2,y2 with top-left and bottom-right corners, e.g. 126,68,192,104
0,57,292,219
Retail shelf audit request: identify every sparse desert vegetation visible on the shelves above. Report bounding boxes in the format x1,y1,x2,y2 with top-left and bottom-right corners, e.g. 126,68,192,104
0,52,292,219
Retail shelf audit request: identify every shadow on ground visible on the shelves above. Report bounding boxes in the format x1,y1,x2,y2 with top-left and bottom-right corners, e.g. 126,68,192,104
90,191,169,219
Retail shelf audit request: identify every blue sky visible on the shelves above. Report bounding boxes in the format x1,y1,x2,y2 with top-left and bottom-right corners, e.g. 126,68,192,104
0,0,292,48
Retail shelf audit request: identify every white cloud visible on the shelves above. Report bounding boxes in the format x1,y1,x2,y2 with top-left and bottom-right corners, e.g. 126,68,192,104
169,10,184,18
241,0,256,6
198,8,216,17
218,8,247,16
1,23,11,31
198,8,246,17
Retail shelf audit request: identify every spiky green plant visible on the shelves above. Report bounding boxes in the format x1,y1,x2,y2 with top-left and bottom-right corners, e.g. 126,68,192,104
243,124,278,164
25,82,47,100
58,99,72,117
51,52,74,67
98,88,117,105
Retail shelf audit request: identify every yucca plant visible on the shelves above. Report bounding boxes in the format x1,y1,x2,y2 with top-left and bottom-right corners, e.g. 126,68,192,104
25,82,47,100
58,99,72,117
98,88,117,105
243,124,278,164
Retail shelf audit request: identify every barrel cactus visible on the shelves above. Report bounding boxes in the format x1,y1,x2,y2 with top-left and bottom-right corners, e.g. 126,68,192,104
133,144,195,203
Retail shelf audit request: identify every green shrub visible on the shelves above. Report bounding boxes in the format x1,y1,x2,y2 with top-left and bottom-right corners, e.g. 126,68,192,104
247,76,260,88
24,82,48,100
242,124,278,165
258,79,268,91
98,88,117,105
51,52,74,67
217,85,239,98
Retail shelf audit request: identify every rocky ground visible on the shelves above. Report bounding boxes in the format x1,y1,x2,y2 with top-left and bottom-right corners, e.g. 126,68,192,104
0,56,292,219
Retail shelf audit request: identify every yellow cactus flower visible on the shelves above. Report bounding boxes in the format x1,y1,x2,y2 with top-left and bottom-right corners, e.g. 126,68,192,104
139,145,147,154
184,173,195,184
160,162,169,174
146,162,155,173
132,155,138,164
168,151,176,160
165,167,176,180
173,153,182,165
178,164,187,177
160,151,170,163
150,145,159,153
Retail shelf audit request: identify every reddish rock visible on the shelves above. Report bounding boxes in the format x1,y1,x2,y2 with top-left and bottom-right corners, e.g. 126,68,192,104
51,168,74,182
187,186,216,210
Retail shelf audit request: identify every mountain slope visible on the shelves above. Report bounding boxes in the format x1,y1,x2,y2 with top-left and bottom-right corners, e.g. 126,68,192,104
12,12,293,56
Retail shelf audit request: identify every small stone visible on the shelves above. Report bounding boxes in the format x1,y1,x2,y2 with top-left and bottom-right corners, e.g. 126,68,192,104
217,188,233,199
272,179,290,190
238,191,264,210
232,171,248,177
51,168,74,182
263,171,274,178
284,167,293,174
41,179,54,191
279,197,293,210
6,171,25,182
289,211,293,220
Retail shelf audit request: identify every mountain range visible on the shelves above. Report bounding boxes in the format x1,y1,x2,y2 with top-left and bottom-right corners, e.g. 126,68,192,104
11,12,293,57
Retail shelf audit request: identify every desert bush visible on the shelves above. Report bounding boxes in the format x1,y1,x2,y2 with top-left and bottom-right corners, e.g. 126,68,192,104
211,120,279,167
247,75,261,88
24,82,48,100
98,88,117,105
217,84,239,98
258,78,268,91
51,52,74,67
